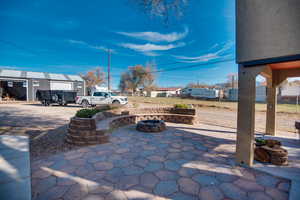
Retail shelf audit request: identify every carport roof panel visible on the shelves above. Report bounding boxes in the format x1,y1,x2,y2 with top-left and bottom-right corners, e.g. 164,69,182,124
0,70,22,78
68,75,84,81
48,73,68,80
26,71,46,79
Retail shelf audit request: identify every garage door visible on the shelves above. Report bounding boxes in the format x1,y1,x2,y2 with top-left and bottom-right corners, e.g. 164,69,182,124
50,81,73,90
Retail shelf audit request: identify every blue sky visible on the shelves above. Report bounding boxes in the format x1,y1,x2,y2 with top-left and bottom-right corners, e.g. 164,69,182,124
0,0,236,89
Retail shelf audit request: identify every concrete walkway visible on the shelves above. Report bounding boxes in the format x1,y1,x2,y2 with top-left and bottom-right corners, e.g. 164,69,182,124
0,135,31,200
31,123,294,200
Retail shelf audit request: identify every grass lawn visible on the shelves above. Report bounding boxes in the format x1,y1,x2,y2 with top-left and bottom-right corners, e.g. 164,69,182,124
129,96,300,114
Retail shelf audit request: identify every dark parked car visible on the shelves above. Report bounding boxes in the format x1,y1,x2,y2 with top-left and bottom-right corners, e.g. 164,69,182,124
36,90,77,106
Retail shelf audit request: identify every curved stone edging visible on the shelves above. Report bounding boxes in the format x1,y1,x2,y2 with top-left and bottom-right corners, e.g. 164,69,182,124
66,107,198,146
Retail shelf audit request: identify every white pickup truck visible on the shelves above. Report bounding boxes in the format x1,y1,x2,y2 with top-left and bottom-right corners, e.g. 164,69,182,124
76,91,128,107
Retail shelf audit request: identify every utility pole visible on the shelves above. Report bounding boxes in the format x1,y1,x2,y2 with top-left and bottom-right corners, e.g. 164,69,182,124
107,49,111,91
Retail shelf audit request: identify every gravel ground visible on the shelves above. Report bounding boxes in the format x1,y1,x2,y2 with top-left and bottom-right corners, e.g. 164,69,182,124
0,103,82,158
0,102,298,159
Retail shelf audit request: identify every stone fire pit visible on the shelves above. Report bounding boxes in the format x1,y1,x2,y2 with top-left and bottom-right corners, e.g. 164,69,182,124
136,120,166,133
254,139,288,166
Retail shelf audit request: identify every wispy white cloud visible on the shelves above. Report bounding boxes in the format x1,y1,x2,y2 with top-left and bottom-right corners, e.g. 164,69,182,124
0,65,21,70
117,27,188,42
120,42,185,52
67,39,113,52
173,41,234,63
119,42,185,56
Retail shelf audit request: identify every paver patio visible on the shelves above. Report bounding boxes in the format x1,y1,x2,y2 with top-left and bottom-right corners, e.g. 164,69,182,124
31,123,293,200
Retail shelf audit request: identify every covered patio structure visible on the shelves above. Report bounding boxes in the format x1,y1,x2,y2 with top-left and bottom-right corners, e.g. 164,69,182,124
235,0,300,166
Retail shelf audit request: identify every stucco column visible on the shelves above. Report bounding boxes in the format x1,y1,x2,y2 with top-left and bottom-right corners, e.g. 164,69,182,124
265,78,277,136
236,64,258,166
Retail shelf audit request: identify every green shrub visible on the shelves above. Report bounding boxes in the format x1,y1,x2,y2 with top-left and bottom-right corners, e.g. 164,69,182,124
174,104,191,109
75,108,102,118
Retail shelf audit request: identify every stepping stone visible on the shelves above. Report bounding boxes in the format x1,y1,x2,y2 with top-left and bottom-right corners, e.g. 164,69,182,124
154,180,178,196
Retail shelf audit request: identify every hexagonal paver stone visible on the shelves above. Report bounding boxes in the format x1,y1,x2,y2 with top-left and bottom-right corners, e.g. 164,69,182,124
199,186,224,200
248,192,272,200
140,173,159,188
38,185,70,200
219,182,248,200
89,180,114,195
154,180,178,196
277,182,290,192
57,177,77,186
164,160,181,171
178,177,200,195
192,174,219,186
105,190,127,200
123,166,144,175
155,170,179,181
32,169,52,179
113,159,132,168
94,162,114,171
256,174,280,188
266,187,289,200
134,158,149,168
33,176,57,195
115,148,130,154
117,175,139,190
144,162,164,172
170,192,198,200
87,156,107,164
148,155,165,162
178,168,199,177
83,194,105,200
124,189,155,200
166,153,182,160
233,178,264,192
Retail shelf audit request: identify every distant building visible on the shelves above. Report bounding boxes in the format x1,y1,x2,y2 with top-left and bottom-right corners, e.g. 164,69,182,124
227,86,267,102
0,69,85,101
147,88,181,97
278,85,300,103
181,88,220,99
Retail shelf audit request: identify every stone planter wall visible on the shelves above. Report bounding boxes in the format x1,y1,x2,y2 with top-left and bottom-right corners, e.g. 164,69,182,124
66,117,109,146
170,108,196,115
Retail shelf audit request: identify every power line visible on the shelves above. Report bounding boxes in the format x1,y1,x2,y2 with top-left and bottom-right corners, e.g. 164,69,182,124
151,58,235,73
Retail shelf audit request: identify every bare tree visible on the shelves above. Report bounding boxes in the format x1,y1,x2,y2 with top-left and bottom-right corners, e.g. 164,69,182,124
80,67,105,94
226,73,238,89
119,64,155,95
132,0,188,23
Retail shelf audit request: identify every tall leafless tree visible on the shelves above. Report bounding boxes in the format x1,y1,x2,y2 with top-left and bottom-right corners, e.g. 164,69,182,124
80,67,105,94
132,0,188,23
119,64,155,95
